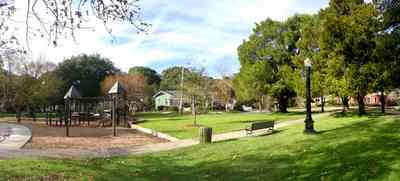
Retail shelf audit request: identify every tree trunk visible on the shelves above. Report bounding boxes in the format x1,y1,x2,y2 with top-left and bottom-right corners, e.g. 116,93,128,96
357,91,366,116
191,96,196,116
16,110,21,123
320,96,325,113
260,95,264,112
380,89,385,114
204,96,209,113
191,96,197,126
341,96,349,112
278,95,288,113
211,96,214,112
29,107,36,122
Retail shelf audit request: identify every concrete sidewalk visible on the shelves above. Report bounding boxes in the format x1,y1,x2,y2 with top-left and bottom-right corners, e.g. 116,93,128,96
0,123,32,150
212,112,331,142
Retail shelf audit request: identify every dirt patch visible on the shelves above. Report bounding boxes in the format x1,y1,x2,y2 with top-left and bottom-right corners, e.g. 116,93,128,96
183,124,205,128
4,120,167,150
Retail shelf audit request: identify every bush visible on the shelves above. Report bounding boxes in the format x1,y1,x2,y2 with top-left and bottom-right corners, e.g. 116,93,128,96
167,106,179,112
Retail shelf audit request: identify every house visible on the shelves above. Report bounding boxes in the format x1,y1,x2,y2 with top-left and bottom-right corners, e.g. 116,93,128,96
153,90,237,111
153,91,190,110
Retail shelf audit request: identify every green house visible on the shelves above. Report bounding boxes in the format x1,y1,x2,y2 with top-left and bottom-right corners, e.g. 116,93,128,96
153,91,189,110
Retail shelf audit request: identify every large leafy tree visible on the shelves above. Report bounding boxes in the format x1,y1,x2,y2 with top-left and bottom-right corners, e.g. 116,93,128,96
101,74,154,111
160,66,194,91
182,67,212,124
128,66,161,86
212,78,234,112
56,54,119,97
233,60,273,111
371,0,400,113
4,57,62,121
235,16,310,113
294,14,330,112
320,0,379,115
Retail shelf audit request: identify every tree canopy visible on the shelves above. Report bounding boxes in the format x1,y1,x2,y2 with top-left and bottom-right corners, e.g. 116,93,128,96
160,66,192,91
128,66,161,86
55,54,119,97
319,0,380,114
234,15,313,112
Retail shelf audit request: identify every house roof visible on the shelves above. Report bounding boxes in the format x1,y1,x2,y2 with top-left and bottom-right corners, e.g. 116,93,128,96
64,85,81,99
108,81,125,94
153,90,183,98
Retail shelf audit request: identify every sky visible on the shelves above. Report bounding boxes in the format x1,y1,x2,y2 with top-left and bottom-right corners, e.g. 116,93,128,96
21,0,329,77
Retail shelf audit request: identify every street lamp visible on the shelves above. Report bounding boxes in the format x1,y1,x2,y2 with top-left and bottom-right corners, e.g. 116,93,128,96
304,58,316,134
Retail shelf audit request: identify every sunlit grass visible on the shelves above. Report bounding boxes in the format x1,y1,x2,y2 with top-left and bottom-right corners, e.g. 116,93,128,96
2,112,400,180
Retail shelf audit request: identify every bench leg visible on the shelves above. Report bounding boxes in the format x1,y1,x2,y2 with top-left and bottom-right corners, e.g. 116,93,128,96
246,130,252,135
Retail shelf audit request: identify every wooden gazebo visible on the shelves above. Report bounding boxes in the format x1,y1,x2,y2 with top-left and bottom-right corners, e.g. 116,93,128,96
63,82,127,137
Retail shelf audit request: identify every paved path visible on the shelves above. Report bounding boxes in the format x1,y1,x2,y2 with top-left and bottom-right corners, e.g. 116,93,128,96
0,113,331,159
212,112,331,142
0,123,32,150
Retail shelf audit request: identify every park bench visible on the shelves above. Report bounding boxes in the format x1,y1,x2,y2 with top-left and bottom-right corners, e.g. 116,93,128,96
245,120,274,135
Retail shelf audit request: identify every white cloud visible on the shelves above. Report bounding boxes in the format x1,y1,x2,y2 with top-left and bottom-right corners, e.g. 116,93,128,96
9,0,329,75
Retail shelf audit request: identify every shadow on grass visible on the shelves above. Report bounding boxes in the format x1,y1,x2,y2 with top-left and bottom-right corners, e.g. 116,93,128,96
228,119,274,124
332,110,400,118
2,116,400,180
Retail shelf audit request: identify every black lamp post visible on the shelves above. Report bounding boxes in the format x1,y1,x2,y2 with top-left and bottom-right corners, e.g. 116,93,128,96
304,58,316,134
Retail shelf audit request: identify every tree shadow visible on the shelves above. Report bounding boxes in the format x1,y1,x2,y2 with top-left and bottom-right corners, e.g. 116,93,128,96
228,119,274,124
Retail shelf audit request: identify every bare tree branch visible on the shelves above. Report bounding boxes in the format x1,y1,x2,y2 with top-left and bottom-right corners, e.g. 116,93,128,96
0,0,151,52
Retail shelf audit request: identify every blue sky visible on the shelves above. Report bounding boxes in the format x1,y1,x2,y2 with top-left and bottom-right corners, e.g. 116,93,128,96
29,0,329,77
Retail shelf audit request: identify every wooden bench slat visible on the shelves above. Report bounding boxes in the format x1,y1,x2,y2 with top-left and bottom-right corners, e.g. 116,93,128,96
245,120,274,135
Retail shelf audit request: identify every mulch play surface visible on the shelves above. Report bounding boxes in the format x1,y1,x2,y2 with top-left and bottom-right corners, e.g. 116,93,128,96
3,119,167,150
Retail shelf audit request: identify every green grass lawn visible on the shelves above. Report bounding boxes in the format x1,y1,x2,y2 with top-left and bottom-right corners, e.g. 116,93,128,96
2,112,400,180
0,112,17,118
0,112,56,119
135,111,310,139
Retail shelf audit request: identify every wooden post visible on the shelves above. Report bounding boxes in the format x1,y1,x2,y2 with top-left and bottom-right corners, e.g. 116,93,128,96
199,127,212,144
112,96,117,136
46,112,49,125
65,99,70,137
86,102,90,127
49,111,52,126
124,101,127,127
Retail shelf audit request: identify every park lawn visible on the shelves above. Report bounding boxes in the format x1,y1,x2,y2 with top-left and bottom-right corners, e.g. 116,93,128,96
2,112,400,180
0,112,55,119
0,112,16,118
135,111,309,139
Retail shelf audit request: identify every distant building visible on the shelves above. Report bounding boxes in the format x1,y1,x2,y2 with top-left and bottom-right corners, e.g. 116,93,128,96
153,91,189,110
153,90,236,111
333,91,398,106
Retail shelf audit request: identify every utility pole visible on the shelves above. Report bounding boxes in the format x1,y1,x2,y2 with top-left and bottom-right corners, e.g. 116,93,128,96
179,66,184,114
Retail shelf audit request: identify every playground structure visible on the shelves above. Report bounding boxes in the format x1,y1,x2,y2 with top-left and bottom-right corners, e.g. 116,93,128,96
45,81,128,137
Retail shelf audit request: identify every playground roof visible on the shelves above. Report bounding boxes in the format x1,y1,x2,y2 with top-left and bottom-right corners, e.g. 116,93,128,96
64,85,82,99
108,81,125,94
